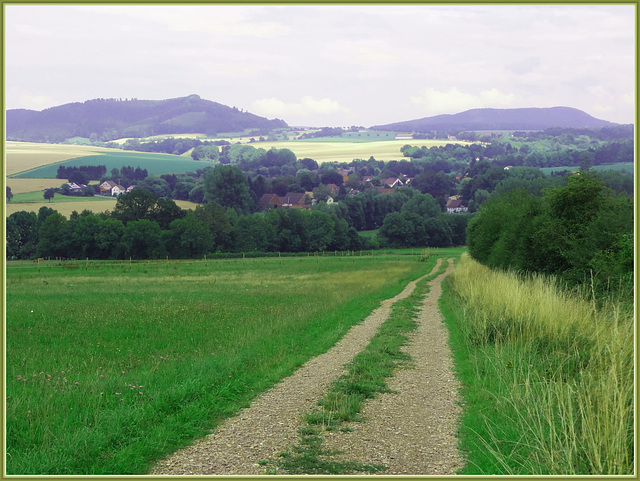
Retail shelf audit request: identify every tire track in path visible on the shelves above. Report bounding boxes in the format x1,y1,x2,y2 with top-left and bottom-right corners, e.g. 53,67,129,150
150,259,443,475
320,259,464,475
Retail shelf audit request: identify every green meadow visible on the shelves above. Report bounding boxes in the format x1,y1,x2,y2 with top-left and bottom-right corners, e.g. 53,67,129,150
10,151,210,179
6,253,438,475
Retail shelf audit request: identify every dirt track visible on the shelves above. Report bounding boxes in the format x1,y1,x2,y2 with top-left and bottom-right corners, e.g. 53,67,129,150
150,258,463,475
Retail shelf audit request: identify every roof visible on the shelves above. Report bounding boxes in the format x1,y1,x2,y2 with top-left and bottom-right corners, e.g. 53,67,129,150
259,193,280,205
280,192,307,205
382,178,403,187
446,199,466,209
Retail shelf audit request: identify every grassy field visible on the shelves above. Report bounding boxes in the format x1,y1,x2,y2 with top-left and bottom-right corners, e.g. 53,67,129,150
6,253,441,475
441,254,633,475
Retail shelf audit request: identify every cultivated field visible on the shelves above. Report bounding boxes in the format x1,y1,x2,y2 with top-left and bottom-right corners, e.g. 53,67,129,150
5,253,440,475
6,178,71,195
5,141,116,176
251,139,468,163
9,151,209,179
5,196,198,218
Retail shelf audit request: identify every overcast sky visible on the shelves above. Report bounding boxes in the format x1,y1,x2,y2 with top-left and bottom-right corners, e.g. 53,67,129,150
5,4,636,127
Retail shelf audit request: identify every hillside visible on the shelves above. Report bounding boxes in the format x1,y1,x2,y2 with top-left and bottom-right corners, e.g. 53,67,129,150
6,94,287,142
370,107,617,133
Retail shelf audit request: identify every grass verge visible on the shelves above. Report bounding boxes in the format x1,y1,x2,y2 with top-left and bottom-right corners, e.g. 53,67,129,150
440,254,633,475
264,258,451,474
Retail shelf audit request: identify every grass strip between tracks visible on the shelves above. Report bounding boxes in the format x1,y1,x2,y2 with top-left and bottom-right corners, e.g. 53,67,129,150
263,257,450,475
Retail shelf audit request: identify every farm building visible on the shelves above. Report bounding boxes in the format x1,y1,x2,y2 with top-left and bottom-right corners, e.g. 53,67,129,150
395,133,414,140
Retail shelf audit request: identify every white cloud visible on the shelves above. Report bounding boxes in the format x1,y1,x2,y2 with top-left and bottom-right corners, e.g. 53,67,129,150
17,94,58,111
199,61,255,78
81,5,289,38
251,96,352,119
411,87,518,115
14,24,50,36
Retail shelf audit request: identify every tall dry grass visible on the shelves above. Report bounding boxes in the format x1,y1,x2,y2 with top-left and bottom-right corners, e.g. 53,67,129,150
448,254,633,475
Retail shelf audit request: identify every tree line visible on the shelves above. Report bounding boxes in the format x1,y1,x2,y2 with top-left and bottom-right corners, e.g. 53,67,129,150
467,170,633,296
7,173,467,260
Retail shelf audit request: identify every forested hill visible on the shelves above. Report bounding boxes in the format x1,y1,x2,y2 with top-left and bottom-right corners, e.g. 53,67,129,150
6,94,288,142
370,107,617,132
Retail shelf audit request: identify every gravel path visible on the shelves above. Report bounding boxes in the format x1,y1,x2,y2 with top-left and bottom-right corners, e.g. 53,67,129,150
321,259,463,474
150,258,462,475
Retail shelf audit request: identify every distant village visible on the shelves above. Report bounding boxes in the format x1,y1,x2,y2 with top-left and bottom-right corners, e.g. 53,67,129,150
65,168,469,214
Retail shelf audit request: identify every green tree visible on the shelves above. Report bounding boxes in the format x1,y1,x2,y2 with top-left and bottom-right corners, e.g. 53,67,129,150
305,211,335,252
6,186,13,202
43,189,56,203
111,189,160,224
149,197,186,230
203,165,255,215
6,211,38,259
122,219,166,259
136,177,171,197
36,212,68,258
193,203,233,251
231,214,274,252
94,218,125,259
191,144,220,162
165,213,214,258
401,193,441,219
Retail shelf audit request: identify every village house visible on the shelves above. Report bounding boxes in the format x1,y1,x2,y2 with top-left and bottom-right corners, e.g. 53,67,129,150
65,182,87,193
280,192,311,209
446,198,468,213
324,183,340,196
336,168,352,182
259,193,282,209
381,177,404,188
99,180,126,196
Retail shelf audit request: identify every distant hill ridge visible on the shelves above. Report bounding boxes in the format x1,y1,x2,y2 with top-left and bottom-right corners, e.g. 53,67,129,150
6,94,288,143
370,106,617,132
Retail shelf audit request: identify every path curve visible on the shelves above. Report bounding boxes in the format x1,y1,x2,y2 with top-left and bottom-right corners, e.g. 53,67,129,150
150,258,460,475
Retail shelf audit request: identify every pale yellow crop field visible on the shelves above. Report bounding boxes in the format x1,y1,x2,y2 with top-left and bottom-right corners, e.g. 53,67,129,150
251,139,470,164
5,141,113,176
5,198,117,218
5,178,67,195
5,196,200,218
